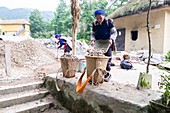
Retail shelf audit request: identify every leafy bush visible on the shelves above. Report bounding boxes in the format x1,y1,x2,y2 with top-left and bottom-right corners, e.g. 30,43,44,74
159,75,170,107
165,51,170,62
31,32,53,39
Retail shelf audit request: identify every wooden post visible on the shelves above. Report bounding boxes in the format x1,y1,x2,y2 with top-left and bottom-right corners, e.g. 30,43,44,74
5,45,11,76
71,0,80,55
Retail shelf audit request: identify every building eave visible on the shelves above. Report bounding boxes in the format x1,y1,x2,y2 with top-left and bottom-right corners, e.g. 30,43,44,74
108,0,170,19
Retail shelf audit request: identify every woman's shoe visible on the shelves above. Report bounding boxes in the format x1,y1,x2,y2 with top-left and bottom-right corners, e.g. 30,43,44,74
110,62,115,66
104,73,111,82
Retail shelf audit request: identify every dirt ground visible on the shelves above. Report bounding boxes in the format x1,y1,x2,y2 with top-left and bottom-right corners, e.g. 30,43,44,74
0,39,62,86
0,39,166,90
0,39,66,112
0,39,167,113
0,62,61,87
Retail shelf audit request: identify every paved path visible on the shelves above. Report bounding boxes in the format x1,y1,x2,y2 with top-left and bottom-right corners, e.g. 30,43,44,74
110,59,167,91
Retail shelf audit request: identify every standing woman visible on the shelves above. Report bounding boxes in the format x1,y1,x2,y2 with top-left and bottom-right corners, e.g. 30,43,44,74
91,9,117,82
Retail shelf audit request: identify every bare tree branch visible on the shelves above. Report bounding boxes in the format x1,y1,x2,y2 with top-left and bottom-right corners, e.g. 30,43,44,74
146,0,152,74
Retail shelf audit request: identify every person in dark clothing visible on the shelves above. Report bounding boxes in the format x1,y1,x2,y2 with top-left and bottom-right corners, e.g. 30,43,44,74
91,9,117,82
55,34,72,53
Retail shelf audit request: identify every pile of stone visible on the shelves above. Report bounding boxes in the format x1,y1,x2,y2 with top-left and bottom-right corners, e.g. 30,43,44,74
114,50,165,65
87,50,105,56
0,39,56,69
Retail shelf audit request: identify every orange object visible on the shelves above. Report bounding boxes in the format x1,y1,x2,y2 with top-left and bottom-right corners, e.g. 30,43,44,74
76,67,92,93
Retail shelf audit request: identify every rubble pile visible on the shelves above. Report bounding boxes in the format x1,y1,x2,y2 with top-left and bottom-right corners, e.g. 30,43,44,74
60,53,78,59
0,39,56,69
114,50,165,65
87,49,105,56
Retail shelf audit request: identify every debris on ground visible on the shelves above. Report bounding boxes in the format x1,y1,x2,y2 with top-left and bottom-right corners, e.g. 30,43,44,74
114,50,165,65
0,39,57,79
0,39,56,69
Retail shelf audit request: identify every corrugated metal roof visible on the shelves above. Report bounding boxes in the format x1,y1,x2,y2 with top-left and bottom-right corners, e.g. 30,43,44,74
0,19,30,25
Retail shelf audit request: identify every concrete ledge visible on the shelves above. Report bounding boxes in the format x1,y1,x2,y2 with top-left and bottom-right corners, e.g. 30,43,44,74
45,73,162,113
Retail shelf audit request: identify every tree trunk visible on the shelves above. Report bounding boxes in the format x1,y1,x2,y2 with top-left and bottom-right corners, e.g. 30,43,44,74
71,0,80,55
146,0,152,74
137,0,153,90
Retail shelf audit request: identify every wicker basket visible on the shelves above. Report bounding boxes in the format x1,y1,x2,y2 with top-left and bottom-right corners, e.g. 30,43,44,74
85,56,110,78
60,57,78,78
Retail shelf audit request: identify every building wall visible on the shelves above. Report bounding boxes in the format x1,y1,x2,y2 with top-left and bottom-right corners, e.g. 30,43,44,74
22,24,30,36
0,24,30,36
163,10,170,54
113,9,166,53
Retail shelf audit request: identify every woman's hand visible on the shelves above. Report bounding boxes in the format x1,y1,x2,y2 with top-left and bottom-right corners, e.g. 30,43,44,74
91,40,95,47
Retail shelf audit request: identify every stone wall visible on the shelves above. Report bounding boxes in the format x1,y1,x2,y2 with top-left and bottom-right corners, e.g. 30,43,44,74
44,74,162,113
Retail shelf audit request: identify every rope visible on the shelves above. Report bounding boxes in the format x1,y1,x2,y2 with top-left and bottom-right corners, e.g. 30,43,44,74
55,68,62,91
55,67,76,91
76,67,107,93
65,68,76,77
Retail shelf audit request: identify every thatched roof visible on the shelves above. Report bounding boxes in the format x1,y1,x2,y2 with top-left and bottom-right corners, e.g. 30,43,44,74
108,0,170,19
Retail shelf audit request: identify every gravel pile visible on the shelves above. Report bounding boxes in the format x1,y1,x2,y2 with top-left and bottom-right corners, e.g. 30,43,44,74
0,39,56,69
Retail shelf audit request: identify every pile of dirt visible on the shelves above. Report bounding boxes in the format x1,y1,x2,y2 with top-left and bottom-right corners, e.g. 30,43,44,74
0,39,56,69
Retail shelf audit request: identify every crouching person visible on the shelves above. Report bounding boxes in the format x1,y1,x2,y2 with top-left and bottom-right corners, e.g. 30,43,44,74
55,34,72,53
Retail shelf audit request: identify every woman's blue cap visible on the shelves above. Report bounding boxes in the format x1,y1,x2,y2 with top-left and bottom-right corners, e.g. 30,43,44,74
94,9,105,17
55,34,61,38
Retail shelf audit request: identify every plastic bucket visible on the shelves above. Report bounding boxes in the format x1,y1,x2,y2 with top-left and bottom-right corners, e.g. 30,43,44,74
78,60,86,72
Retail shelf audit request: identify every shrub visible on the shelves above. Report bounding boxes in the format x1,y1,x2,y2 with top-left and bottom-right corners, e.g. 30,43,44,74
159,75,170,107
165,51,170,62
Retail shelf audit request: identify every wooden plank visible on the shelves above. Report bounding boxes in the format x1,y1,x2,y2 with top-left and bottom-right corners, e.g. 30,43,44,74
5,45,11,76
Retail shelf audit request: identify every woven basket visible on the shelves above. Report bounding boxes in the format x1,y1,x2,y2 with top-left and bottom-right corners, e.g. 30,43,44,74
85,56,109,78
60,57,78,78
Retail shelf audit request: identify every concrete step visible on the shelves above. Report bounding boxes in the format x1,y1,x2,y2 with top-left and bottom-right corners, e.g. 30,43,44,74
0,88,49,108
0,81,44,95
0,95,54,113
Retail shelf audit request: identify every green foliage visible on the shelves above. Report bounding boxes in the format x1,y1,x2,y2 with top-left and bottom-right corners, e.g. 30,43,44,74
159,75,170,107
51,0,128,41
29,9,53,39
52,0,72,35
31,32,53,39
165,51,170,62
29,9,44,33
139,76,151,88
140,77,151,88
77,0,128,41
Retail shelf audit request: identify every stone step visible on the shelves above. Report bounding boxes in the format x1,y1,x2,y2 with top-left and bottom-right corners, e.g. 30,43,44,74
0,81,44,95
0,88,49,108
0,95,54,113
